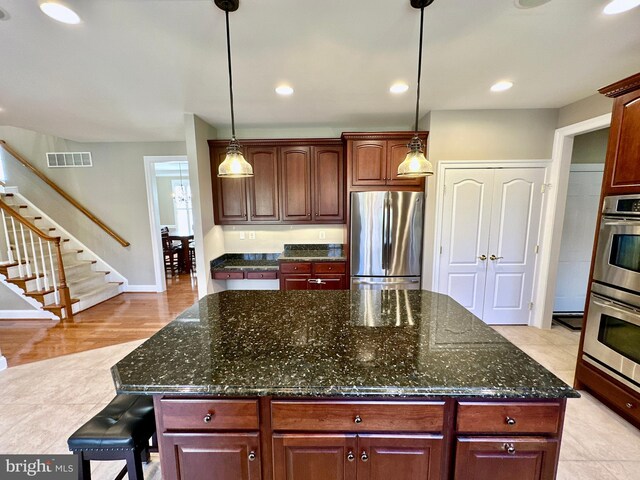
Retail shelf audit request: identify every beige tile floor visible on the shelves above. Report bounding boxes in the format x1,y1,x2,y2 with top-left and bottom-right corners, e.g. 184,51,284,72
0,325,638,479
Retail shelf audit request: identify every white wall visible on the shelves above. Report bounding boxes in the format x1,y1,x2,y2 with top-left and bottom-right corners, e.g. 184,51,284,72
423,109,559,290
557,94,613,128
0,126,186,286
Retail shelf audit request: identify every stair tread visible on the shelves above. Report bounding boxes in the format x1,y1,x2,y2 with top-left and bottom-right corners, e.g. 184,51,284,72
74,283,121,298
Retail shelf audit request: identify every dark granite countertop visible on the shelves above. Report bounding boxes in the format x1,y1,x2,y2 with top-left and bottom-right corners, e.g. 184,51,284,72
278,243,347,262
210,253,280,272
112,290,579,399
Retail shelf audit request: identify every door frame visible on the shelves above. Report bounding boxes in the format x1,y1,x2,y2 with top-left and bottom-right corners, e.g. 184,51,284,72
432,160,550,323
532,113,611,328
143,155,188,293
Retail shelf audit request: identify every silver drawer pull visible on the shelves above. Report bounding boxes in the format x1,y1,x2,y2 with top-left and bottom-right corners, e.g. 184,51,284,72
248,451,256,461
505,416,516,426
347,451,355,462
203,413,213,423
354,415,363,424
503,443,516,455
360,451,369,462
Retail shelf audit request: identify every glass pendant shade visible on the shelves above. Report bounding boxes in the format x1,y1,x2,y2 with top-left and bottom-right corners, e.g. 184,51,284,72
218,140,253,178
397,136,433,177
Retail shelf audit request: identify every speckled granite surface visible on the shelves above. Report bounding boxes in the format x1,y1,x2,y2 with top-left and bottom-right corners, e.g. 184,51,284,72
112,290,578,399
210,253,280,272
279,243,347,262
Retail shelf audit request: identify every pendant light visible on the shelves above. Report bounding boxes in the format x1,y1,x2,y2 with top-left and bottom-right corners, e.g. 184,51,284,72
216,0,253,178
397,0,435,178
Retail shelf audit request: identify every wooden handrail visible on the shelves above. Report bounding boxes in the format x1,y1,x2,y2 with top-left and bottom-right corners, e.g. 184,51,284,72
0,199,60,242
0,140,130,247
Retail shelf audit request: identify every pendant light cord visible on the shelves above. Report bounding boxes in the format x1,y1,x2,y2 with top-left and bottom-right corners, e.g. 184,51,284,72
413,6,425,133
225,11,236,140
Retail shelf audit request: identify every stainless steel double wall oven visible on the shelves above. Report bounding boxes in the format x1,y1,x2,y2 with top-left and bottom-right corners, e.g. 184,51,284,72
585,195,640,393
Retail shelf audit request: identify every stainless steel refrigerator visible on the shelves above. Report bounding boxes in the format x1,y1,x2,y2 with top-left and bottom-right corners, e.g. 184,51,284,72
350,191,424,290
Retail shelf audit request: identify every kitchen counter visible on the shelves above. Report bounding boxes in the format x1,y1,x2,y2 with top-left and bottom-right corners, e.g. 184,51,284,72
112,290,577,399
210,253,280,272
278,243,347,262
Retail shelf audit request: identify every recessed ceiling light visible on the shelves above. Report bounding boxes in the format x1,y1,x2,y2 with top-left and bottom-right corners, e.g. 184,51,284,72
275,85,294,96
390,82,410,94
514,0,552,8
603,0,640,15
490,80,514,92
39,2,81,25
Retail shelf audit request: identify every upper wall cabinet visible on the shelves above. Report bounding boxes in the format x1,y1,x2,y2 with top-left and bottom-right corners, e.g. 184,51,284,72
209,140,344,225
343,132,429,190
599,72,640,196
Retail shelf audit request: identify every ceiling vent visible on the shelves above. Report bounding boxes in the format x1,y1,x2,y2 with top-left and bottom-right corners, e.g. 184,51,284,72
514,0,552,8
46,152,92,168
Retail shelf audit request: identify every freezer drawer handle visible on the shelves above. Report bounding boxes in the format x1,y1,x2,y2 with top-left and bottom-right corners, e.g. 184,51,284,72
353,279,420,286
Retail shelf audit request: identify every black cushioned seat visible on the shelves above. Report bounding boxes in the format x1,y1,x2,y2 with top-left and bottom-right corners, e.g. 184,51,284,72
68,395,157,480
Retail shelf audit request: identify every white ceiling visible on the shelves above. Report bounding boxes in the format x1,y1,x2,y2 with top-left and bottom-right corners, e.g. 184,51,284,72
0,0,639,142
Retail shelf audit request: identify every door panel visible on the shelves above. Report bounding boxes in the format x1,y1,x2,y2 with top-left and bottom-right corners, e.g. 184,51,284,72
386,140,423,186
163,433,261,480
350,192,387,277
281,147,312,222
387,192,424,277
357,435,442,480
272,434,357,480
281,275,311,291
212,147,248,223
438,171,494,317
483,169,545,324
313,147,344,222
351,141,386,186
247,147,279,222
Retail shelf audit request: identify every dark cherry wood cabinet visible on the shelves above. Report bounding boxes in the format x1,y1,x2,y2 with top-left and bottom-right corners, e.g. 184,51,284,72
453,437,558,480
343,132,428,190
599,72,640,195
210,139,345,225
162,433,261,480
281,146,313,222
272,434,357,480
247,147,280,222
279,262,347,291
154,397,567,480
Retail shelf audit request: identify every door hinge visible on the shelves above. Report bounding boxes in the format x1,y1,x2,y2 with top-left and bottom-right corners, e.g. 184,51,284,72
534,245,539,254
528,302,534,311
541,183,552,194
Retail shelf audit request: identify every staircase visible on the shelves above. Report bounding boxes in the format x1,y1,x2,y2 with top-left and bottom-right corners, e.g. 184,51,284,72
0,184,125,319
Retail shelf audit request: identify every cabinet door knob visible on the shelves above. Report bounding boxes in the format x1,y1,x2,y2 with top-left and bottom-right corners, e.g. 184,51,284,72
503,443,516,455
626,403,634,409
293,267,298,270
203,413,213,423
360,451,369,462
354,415,363,424
347,451,355,462
505,416,516,426
248,451,256,462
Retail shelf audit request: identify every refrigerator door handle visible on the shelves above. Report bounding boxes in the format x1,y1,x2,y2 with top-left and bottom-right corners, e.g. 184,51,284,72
381,195,388,270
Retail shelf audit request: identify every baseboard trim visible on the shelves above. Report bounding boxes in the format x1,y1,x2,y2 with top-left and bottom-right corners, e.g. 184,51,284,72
0,310,58,320
0,355,7,371
124,285,160,293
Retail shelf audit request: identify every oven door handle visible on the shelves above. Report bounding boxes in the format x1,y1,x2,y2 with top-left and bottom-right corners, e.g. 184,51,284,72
592,296,640,323
602,219,640,227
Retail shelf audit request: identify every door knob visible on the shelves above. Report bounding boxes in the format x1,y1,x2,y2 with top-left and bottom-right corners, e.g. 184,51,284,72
478,255,487,261
490,254,503,261
347,451,355,462
360,451,369,462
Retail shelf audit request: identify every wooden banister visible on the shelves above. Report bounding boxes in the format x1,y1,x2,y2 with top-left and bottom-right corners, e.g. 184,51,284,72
0,199,59,242
0,140,130,247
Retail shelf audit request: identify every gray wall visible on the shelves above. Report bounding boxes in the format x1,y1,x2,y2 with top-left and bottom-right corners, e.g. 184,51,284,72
422,109,559,290
0,284,36,311
557,94,612,128
571,128,610,165
156,176,177,226
0,126,186,286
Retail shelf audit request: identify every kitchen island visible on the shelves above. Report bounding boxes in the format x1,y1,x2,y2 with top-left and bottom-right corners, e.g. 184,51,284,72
112,290,578,480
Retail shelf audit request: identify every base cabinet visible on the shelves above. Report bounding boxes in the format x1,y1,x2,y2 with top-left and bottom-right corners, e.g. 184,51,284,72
453,437,558,480
162,432,261,480
280,262,347,290
272,434,442,480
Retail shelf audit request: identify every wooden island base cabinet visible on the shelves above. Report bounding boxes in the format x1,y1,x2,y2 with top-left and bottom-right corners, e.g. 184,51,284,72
153,396,567,480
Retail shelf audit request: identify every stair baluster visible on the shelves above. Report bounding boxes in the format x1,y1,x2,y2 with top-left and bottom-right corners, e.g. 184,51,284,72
47,241,59,305
8,217,23,278
0,210,12,263
38,237,49,291
29,231,41,292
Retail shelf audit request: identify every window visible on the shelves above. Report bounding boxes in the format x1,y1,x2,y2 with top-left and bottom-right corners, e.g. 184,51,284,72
171,179,193,234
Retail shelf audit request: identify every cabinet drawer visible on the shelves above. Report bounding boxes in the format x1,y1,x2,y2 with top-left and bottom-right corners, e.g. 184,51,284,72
246,271,278,280
313,262,346,274
456,402,561,434
279,262,312,274
213,271,245,280
160,399,259,431
271,401,445,432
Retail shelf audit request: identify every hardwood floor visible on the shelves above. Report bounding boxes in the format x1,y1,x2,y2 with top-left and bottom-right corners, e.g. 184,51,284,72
0,273,198,367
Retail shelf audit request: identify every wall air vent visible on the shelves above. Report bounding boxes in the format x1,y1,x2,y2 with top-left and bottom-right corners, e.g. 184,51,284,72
46,152,92,168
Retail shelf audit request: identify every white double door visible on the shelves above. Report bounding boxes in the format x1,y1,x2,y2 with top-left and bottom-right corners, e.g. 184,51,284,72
438,167,546,325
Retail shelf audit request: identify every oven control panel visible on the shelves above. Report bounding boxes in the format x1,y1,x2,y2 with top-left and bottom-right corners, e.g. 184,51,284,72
604,195,640,216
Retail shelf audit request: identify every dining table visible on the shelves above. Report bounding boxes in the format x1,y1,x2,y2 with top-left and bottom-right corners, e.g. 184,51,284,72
168,230,194,274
